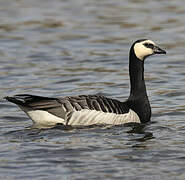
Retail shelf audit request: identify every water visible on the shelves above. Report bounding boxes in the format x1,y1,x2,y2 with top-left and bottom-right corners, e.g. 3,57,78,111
0,0,185,179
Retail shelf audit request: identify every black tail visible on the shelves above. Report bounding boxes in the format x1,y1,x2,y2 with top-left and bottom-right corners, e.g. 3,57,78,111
4,96,25,106
4,94,57,106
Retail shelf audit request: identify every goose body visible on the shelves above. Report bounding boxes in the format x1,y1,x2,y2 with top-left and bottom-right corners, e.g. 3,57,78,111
5,39,166,127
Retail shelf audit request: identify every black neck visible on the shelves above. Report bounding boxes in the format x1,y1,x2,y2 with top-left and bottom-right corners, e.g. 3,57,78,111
129,49,147,98
127,46,151,123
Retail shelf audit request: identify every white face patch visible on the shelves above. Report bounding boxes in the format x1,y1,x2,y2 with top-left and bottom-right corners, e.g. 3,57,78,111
134,40,156,60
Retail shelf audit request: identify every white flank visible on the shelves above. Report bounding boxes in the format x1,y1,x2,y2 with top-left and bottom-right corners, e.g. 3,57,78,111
27,110,65,126
23,108,140,127
67,109,140,126
134,40,155,60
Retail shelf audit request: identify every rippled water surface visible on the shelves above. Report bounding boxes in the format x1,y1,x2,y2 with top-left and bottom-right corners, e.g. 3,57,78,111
0,0,185,179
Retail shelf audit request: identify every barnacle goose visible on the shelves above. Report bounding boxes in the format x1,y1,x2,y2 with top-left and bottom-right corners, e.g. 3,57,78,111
5,39,166,128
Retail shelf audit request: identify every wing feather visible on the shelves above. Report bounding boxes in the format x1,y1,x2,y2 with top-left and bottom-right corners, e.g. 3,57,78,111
5,94,130,125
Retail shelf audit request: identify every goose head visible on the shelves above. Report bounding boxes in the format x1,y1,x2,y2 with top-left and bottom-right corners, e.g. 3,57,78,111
133,39,166,61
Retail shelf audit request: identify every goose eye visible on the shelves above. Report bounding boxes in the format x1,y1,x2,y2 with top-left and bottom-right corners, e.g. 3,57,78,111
144,43,154,49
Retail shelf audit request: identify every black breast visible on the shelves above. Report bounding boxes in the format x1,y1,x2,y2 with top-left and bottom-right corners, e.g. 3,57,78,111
127,96,151,123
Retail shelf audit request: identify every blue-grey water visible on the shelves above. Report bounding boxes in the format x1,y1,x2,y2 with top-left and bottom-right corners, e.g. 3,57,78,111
0,0,185,179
